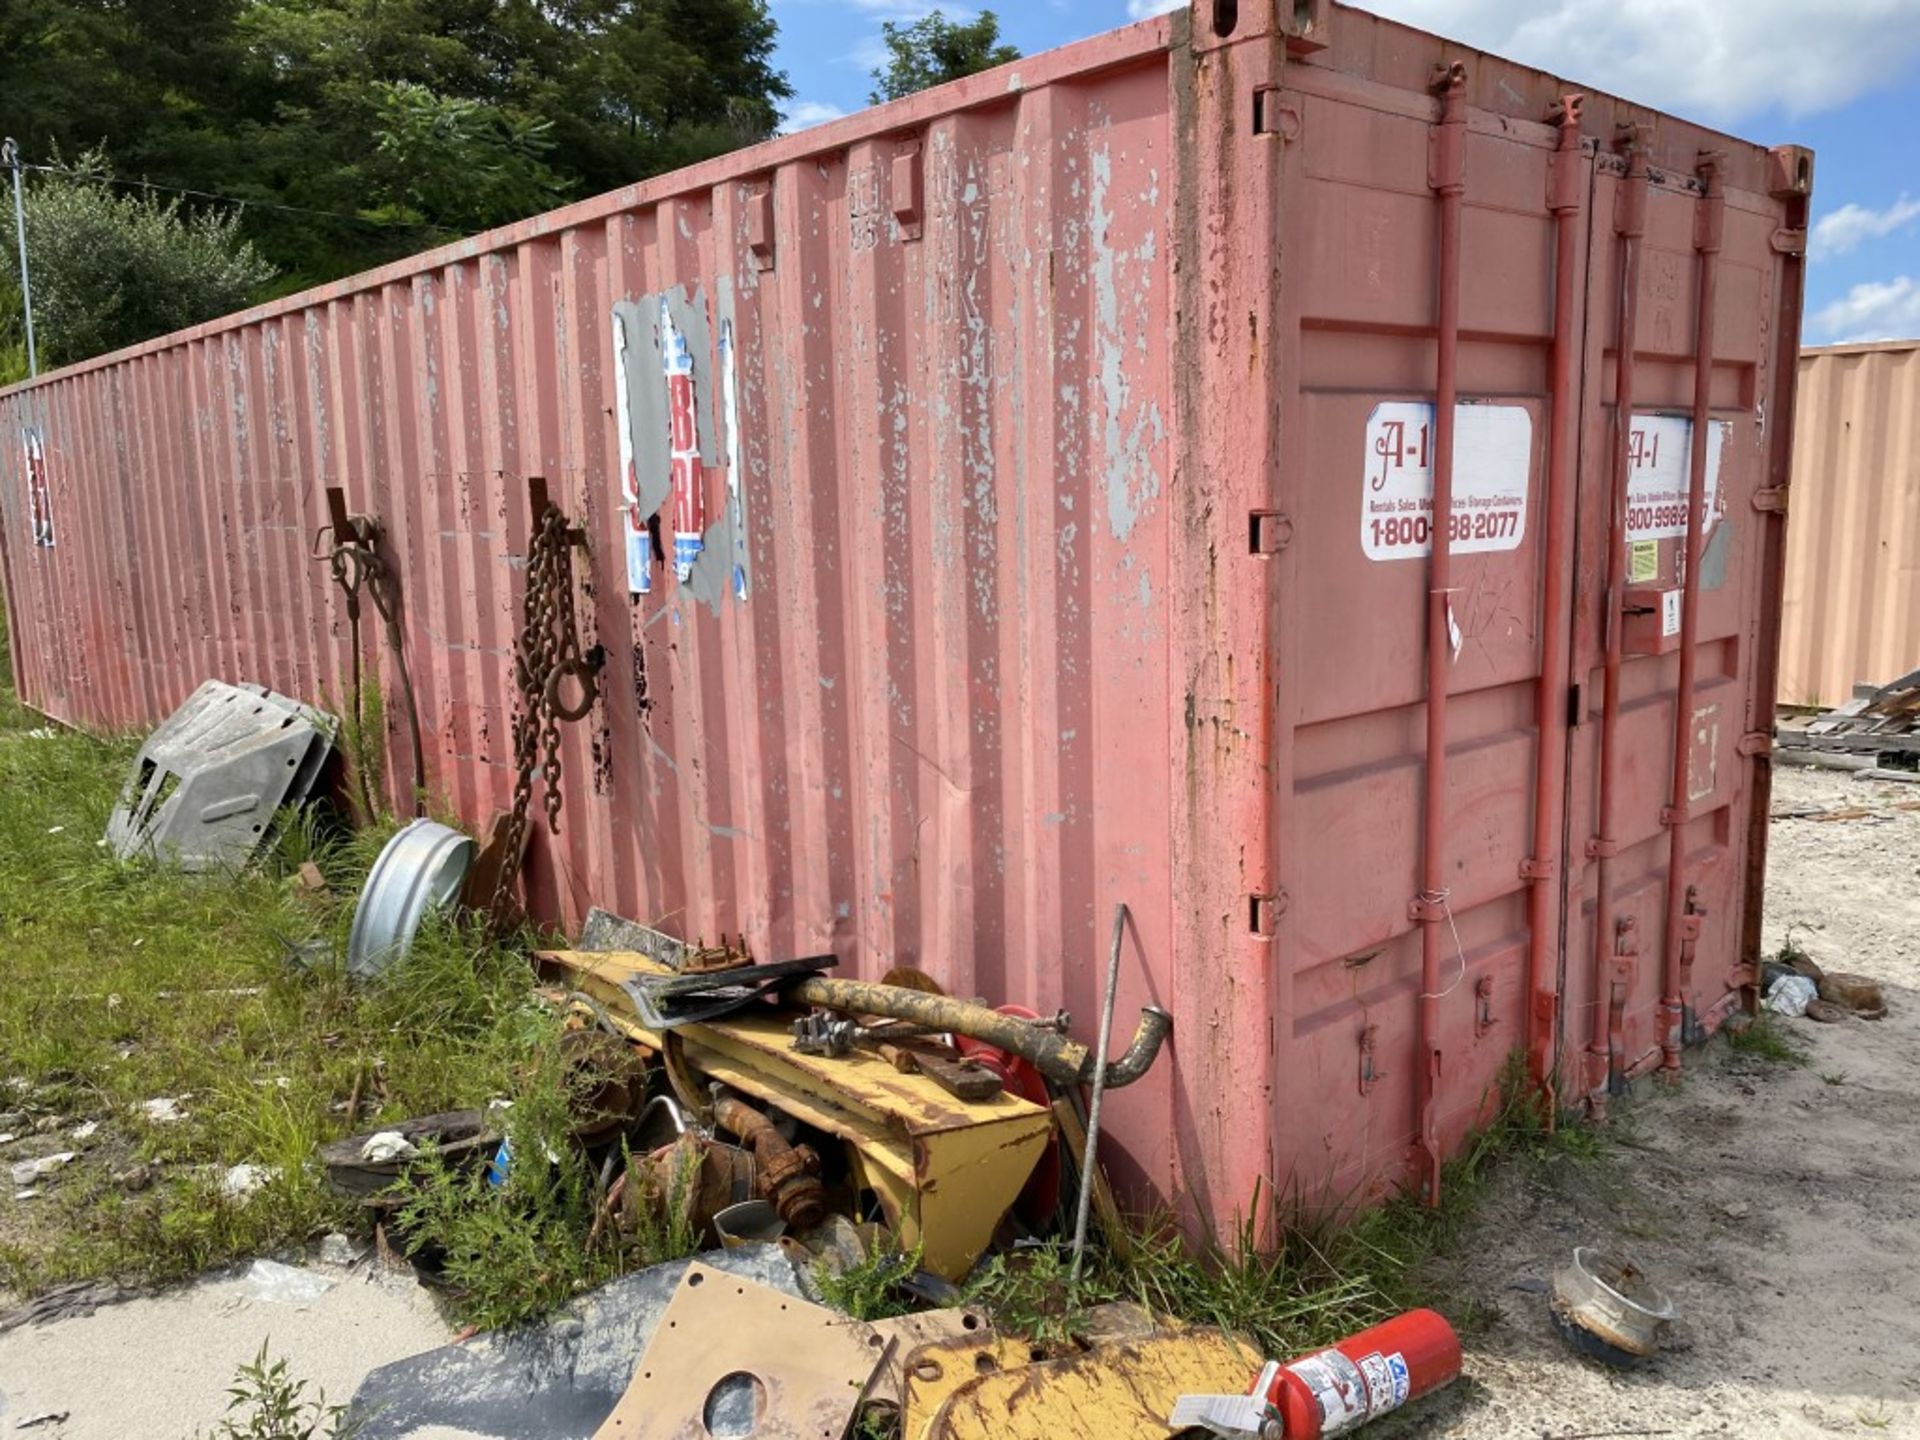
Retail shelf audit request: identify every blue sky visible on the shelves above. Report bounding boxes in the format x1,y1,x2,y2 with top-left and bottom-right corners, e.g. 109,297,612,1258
768,0,1920,342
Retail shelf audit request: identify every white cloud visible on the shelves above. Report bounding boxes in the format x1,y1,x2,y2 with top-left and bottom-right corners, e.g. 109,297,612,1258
778,100,850,134
1127,0,1184,17
1363,0,1920,124
1811,277,1920,343
1810,197,1920,261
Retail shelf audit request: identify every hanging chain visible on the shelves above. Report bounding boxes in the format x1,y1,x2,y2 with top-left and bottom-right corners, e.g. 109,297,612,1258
314,505,427,816
494,496,602,923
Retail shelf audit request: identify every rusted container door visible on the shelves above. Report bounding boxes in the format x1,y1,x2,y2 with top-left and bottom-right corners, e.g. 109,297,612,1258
1562,141,1808,1109
1263,61,1596,1206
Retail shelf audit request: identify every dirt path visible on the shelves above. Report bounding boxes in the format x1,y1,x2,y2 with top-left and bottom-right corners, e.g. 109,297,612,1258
1412,762,1920,1438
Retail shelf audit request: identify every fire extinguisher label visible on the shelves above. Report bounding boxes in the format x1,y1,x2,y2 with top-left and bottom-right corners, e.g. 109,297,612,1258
1286,1349,1368,1435
1355,1350,1411,1418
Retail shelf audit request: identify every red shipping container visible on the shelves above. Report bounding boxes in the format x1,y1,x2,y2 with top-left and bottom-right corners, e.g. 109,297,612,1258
0,0,1810,1232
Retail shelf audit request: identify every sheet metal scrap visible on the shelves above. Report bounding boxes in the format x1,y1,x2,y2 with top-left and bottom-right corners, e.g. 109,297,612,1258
591,1260,886,1440
104,680,335,870
1781,668,1920,761
539,949,1054,1281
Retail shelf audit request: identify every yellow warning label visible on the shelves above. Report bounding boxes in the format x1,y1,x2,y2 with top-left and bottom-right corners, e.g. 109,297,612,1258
1629,539,1658,584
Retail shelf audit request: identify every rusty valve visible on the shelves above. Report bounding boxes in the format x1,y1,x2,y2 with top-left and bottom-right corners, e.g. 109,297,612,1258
711,1090,826,1232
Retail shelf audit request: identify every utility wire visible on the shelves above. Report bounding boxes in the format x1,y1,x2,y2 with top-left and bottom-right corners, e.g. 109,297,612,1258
18,159,465,238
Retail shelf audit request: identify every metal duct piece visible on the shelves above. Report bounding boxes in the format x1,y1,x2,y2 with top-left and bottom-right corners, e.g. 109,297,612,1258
347,818,478,978
104,680,335,870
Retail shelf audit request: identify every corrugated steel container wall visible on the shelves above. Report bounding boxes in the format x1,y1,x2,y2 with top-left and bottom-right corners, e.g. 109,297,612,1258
1780,340,1920,708
0,0,1809,1232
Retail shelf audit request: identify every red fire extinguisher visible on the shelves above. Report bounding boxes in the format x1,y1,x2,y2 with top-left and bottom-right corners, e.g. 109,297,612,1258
1169,1309,1461,1438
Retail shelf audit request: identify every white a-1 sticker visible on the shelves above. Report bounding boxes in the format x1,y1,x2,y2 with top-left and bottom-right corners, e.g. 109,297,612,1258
1362,401,1532,562
1625,413,1730,543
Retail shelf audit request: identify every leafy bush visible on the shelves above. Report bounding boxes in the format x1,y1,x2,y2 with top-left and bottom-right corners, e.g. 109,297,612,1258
2,150,274,367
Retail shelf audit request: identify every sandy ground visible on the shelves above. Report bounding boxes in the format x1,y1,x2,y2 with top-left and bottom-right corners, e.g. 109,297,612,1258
0,1252,452,1438
1411,761,1920,1439
3,762,1918,1437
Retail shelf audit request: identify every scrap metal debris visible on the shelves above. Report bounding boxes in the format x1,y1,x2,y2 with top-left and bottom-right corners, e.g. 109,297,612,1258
1550,1248,1674,1366
590,1261,886,1439
103,680,335,870
1778,668,1920,765
346,818,477,978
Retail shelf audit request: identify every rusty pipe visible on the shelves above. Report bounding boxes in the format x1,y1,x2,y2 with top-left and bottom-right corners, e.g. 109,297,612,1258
1587,128,1649,1121
1660,153,1726,1075
711,1089,826,1231
783,976,1171,1089
1414,61,1469,1208
1525,95,1587,1120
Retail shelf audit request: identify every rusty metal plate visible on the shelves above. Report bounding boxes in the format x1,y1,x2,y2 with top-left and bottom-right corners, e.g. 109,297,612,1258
590,1261,885,1440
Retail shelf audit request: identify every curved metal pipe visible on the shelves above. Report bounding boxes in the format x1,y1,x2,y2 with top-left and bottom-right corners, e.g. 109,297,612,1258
783,976,1171,1089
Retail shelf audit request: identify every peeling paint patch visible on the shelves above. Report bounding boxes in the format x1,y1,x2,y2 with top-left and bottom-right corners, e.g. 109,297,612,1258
1089,147,1163,542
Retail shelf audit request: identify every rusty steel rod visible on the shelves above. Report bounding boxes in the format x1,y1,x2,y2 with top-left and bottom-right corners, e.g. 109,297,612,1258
1587,128,1650,1119
1415,61,1469,1207
1525,95,1587,1119
1660,153,1725,1075
1070,901,1127,1287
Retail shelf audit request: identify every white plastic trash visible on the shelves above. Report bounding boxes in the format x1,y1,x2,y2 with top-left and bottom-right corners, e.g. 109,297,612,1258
1764,974,1817,1017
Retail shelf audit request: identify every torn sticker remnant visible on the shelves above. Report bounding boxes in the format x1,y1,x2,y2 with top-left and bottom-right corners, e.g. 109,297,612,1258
663,299,706,583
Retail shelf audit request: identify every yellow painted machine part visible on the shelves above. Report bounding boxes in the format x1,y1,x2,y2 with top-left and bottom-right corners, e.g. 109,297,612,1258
540,950,1053,1279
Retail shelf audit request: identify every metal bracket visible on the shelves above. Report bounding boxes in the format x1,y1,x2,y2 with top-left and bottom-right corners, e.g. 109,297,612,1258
1614,123,1651,238
891,143,924,242
1751,485,1789,514
1770,226,1807,256
747,184,776,271
1694,151,1728,254
1586,836,1619,859
1519,856,1556,882
1660,804,1687,828
1252,90,1300,141
1249,510,1293,554
1737,730,1772,758
1614,914,1640,958
1249,890,1287,937
1766,146,1815,200
1474,976,1496,1037
1546,95,1586,213
1408,893,1447,923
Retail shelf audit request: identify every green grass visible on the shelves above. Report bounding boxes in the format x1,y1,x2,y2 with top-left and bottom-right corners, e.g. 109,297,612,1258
1725,1012,1806,1066
0,617,1621,1345
0,655,647,1323
958,1056,1611,1357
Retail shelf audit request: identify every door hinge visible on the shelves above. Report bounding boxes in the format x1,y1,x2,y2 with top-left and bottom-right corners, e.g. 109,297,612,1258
1249,510,1293,554
1737,731,1772,757
1770,226,1807,256
1249,890,1287,937
1751,485,1788,514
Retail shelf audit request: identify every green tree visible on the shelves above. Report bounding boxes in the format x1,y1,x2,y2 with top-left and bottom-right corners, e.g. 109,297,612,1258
0,0,793,290
869,9,1020,104
1,151,275,369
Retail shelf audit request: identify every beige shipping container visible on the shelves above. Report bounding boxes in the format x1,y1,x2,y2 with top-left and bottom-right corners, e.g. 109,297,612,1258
1781,340,1920,709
